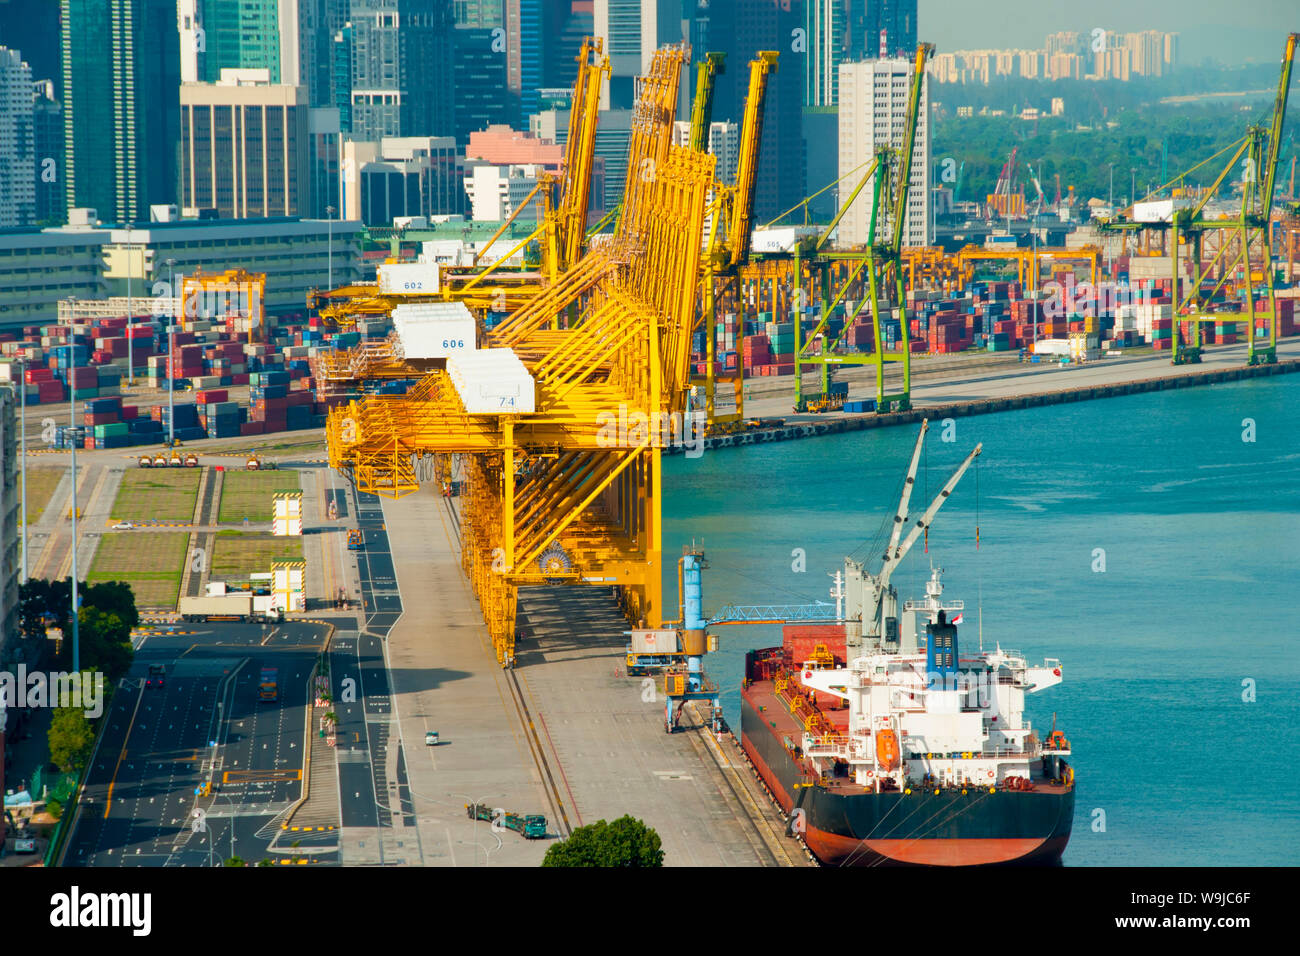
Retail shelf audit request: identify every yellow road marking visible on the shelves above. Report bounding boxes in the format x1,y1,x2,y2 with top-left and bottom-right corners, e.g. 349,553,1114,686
104,684,147,818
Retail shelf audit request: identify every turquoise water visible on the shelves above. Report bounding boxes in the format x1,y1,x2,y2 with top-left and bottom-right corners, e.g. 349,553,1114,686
663,374,1300,866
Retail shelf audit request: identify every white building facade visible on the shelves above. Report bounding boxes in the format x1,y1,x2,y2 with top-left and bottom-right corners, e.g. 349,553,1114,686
836,57,930,249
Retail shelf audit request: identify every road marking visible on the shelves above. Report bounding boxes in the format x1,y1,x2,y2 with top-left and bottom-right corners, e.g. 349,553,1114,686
104,684,147,818
222,769,303,783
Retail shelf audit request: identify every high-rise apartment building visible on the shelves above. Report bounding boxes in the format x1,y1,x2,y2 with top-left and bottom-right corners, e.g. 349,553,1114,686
60,0,180,224
179,71,311,219
0,47,35,227
837,57,929,248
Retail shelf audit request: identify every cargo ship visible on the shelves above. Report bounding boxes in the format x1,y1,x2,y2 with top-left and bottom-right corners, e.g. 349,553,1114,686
739,422,1075,866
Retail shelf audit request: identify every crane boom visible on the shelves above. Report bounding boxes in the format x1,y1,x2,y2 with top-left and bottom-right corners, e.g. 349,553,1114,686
689,52,726,153
883,441,982,585
728,51,780,268
890,43,934,252
1262,33,1298,214
885,419,930,561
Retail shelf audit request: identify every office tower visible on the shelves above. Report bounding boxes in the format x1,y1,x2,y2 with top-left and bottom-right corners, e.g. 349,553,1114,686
844,0,916,61
32,78,62,223
711,0,805,224
348,0,454,140
455,27,513,142
61,0,180,223
594,0,683,110
179,71,311,218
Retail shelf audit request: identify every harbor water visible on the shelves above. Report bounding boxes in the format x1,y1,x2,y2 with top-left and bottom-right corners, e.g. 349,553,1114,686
664,374,1300,865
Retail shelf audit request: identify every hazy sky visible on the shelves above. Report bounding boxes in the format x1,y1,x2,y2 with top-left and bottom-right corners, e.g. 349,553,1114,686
921,0,1297,67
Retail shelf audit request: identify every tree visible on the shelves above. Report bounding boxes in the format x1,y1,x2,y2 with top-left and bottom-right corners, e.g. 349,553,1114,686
541,815,664,868
224,857,246,867
82,582,140,630
48,703,96,772
75,607,133,684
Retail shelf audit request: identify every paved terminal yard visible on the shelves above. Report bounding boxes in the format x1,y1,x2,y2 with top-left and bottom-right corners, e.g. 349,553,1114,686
374,487,806,866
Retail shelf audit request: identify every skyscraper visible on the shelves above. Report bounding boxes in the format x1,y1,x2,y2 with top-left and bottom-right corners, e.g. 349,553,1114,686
60,0,180,224
844,0,917,61
805,0,844,108
0,47,36,227
454,27,513,143
594,0,683,110
32,78,63,223
348,0,454,141
710,0,805,224
201,0,284,82
836,56,929,248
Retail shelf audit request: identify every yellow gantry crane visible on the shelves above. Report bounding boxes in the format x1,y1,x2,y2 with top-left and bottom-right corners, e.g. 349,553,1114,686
694,51,780,427
325,45,710,667
310,39,610,397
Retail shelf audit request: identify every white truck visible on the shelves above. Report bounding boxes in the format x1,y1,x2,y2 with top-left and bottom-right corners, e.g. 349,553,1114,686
177,594,283,623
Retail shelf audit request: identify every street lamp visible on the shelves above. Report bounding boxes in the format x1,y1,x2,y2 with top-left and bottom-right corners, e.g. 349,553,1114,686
166,258,177,447
326,205,336,292
125,223,134,386
451,792,497,866
14,356,28,584
65,342,81,673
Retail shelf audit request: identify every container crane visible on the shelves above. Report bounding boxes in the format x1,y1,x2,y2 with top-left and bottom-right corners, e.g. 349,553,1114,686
693,51,779,429
326,45,708,667
1097,32,1296,366
791,42,933,413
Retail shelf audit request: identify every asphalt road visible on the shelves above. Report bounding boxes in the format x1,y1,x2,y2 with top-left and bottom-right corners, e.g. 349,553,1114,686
332,490,419,861
62,620,331,867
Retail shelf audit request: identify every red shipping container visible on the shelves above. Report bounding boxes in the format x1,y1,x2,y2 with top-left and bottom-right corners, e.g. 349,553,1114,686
240,421,266,436
25,368,53,384
121,405,139,421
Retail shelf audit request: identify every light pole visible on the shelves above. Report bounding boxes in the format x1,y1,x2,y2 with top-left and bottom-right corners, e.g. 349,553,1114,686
15,356,27,584
125,223,134,386
1108,164,1114,207
451,792,497,866
326,206,336,292
166,258,177,446
66,343,80,672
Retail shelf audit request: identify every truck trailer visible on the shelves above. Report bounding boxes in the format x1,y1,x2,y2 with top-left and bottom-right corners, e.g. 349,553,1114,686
177,594,282,623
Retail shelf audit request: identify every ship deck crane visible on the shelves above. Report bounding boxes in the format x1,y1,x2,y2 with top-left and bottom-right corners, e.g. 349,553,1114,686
843,419,981,658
